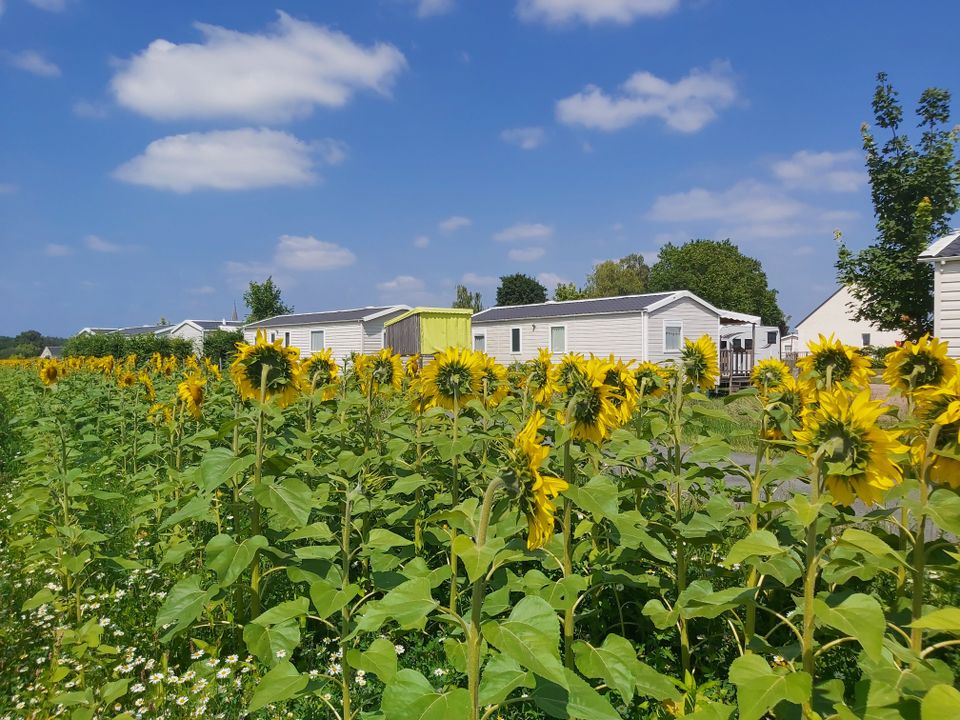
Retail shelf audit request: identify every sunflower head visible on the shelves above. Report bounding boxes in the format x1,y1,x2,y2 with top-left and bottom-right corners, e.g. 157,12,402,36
420,347,483,410
913,372,960,489
177,373,206,420
751,358,791,394
478,353,509,408
116,370,137,389
124,354,138,371
681,335,719,392
354,348,404,395
302,349,340,400
184,355,200,373
883,335,956,398
39,360,62,386
506,411,568,550
793,388,906,506
150,352,163,374
203,357,223,381
556,353,587,389
762,374,808,440
557,357,622,444
527,348,558,406
798,334,873,393
138,370,156,401
148,402,173,425
406,353,421,378
633,361,669,398
230,330,303,407
603,355,638,424
161,356,178,377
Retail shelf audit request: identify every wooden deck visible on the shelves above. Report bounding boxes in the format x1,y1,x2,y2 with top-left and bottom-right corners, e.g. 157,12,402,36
718,348,754,393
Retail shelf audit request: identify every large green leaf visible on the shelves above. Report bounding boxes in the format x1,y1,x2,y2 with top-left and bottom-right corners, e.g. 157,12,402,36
253,478,313,528
573,634,635,703
310,578,359,620
365,528,414,552
159,495,211,530
678,581,754,620
610,511,673,562
813,593,884,660
634,661,682,701
243,618,301,665
346,637,398,684
478,654,533,706
205,533,268,588
198,448,255,493
356,576,438,633
838,528,905,565
725,530,786,566
452,534,502,584
927,490,960,535
563,475,619,520
154,575,217,640
531,669,621,720
921,684,960,720
250,596,310,627
482,595,567,688
381,669,472,720
247,661,308,712
910,607,960,633
728,654,811,720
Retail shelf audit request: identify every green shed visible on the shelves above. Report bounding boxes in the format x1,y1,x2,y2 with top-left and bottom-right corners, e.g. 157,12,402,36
383,307,472,356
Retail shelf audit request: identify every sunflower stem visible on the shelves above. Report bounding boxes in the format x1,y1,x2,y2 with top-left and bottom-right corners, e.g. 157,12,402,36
562,440,575,668
801,462,822,716
672,370,691,676
449,395,461,614
911,425,939,653
744,405,768,653
249,363,269,620
341,478,354,720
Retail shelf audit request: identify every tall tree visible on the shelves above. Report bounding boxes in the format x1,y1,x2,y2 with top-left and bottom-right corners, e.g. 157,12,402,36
243,277,293,323
496,273,547,306
648,239,785,325
582,254,650,298
553,282,584,301
836,72,959,340
452,284,484,313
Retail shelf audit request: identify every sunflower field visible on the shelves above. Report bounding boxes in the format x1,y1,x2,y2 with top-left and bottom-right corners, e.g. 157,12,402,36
1,331,959,720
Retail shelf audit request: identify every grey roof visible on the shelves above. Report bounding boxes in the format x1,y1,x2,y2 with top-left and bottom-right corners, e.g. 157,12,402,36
43,346,63,357
245,306,403,329
920,230,960,260
192,320,244,330
472,293,675,323
117,325,168,336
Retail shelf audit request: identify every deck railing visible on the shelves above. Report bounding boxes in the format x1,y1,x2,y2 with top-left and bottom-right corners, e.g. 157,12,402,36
718,348,754,378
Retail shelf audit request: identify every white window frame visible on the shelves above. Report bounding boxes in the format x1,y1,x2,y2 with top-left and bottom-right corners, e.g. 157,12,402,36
283,332,290,347
270,331,276,343
510,326,522,354
662,320,683,354
472,329,487,353
311,330,325,352
766,330,778,345
548,324,567,354
862,333,871,347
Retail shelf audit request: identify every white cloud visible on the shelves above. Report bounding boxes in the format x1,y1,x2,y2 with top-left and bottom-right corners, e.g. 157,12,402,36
771,150,864,193
439,215,471,233
111,12,407,122
113,128,335,192
517,0,679,25
44,243,71,257
413,235,430,248
72,100,108,119
8,50,61,77
500,126,546,150
462,272,497,287
556,60,736,133
415,0,454,17
27,0,68,10
508,246,546,261
314,138,349,166
0,1,5,19
537,272,568,290
274,235,356,270
84,235,124,253
493,222,553,242
378,274,424,293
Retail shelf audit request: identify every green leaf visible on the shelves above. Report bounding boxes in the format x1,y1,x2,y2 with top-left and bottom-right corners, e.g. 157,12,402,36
243,618,301,665
250,596,309,627
356,576,438,633
531,669,622,720
563,475,618,520
154,575,217,640
927,490,960,535
253,478,313,529
247,661,308,712
678,581,755,620
346,638,398,684
725,530,786,566
573,634,636,703
813,593,884,661
728,654,811,720
838,528,905,565
634,661,682,701
198,448,255,493
205,534,268,588
482,595,567,688
366,528,414,551
642,599,678,630
910,607,960,633
283,522,333,542
381,669,472,720
921,684,960,720
100,678,129,705
159,495,211,530
478,654,533,706
452,534,502,584
610,511,673,563
309,578,359,620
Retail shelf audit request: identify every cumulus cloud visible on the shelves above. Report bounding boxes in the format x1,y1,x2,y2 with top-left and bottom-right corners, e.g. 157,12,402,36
111,12,407,122
556,60,736,133
771,150,864,193
517,0,679,25
493,222,553,242
413,235,430,248
376,274,440,304
44,243,71,257
84,235,124,253
8,50,61,77
500,126,546,150
537,272,568,291
226,235,355,281
462,272,497,287
415,0,454,17
113,128,339,192
439,215,471,233
508,247,546,261
378,274,424,293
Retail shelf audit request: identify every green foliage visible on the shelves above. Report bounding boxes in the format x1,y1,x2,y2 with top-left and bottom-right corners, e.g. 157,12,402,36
244,276,293,322
0,330,67,359
553,282,584,301
63,331,194,360
203,328,244,364
649,238,785,325
583,254,649,298
837,72,960,340
496,273,547,306
452,284,484,312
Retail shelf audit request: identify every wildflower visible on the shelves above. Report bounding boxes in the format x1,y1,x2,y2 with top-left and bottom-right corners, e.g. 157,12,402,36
138,370,156,401
176,696,188,706
510,411,569,549
884,334,956,398
301,349,340,400
681,335,719,391
225,655,238,665
432,668,447,677
216,667,231,679
275,649,287,659
419,347,483,409
230,329,303,407
394,644,405,655
177,373,206,420
797,333,873,393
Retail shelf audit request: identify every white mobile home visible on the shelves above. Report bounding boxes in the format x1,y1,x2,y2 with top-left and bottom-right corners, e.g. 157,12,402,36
167,319,244,355
794,286,901,349
470,291,760,371
243,306,409,363
920,230,960,359
721,323,782,361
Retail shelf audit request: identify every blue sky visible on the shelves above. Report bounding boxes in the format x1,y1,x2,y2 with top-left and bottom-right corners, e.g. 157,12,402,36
2,0,959,336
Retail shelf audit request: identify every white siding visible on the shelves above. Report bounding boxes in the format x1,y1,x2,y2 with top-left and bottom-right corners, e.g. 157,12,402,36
721,323,781,361
361,318,389,354
934,259,960,359
244,322,364,364
796,286,902,349
170,324,204,355
646,297,720,364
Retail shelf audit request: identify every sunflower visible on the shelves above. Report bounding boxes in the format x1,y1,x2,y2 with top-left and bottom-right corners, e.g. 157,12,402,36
478,353,509,408
138,370,156,402
557,356,622,444
510,411,569,550
793,388,906,506
681,335,719,391
406,353,421,378
633,361,669,398
203,357,222,381
354,348,404,396
230,330,303,407
526,348,558,406
148,402,173,425
39,360,62,386
150,352,164,374
912,372,960,488
797,334,872,393
301,349,340,401
556,353,587,389
177,373,206,420
161,356,178,377
763,374,808,440
123,354,138,371
751,358,791,394
883,334,956,398
419,347,483,410
603,355,639,424
116,371,137,389
408,377,435,414
184,355,200,373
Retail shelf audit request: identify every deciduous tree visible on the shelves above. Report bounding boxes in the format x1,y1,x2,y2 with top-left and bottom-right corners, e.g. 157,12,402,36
243,277,293,323
495,273,547,306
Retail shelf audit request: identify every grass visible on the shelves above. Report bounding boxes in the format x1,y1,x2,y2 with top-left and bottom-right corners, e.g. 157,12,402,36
684,396,761,453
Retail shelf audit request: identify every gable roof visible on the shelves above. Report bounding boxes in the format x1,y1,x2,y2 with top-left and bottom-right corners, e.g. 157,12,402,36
169,319,244,334
117,325,169,336
919,230,960,261
244,305,408,329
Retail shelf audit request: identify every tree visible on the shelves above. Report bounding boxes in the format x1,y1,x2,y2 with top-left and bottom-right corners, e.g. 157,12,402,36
582,254,650,298
496,273,547,306
836,72,959,340
157,317,170,326
243,277,293,323
203,329,245,365
553,282,584,301
452,284,484,313
648,239,785,325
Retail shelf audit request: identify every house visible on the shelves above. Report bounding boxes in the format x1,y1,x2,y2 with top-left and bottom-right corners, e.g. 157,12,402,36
76,327,119,336
40,345,62,359
243,306,409,363
470,291,761,385
721,323,782,361
794,286,902,349
167,319,244,355
919,230,960,359
383,308,473,357
76,325,169,337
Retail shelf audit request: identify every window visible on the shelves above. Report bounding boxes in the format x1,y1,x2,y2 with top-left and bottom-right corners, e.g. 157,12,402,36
311,330,325,352
664,323,682,352
473,332,486,353
862,333,871,347
510,327,522,353
550,326,566,354
767,330,778,345
733,338,743,350
270,332,276,342
720,340,728,349
744,339,754,350
283,332,290,347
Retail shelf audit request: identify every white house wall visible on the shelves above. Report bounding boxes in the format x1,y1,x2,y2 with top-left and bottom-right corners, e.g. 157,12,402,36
934,259,960,359
796,286,902,349
361,318,390,354
244,322,364,364
721,323,781,361
646,296,720,364
170,324,204,355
